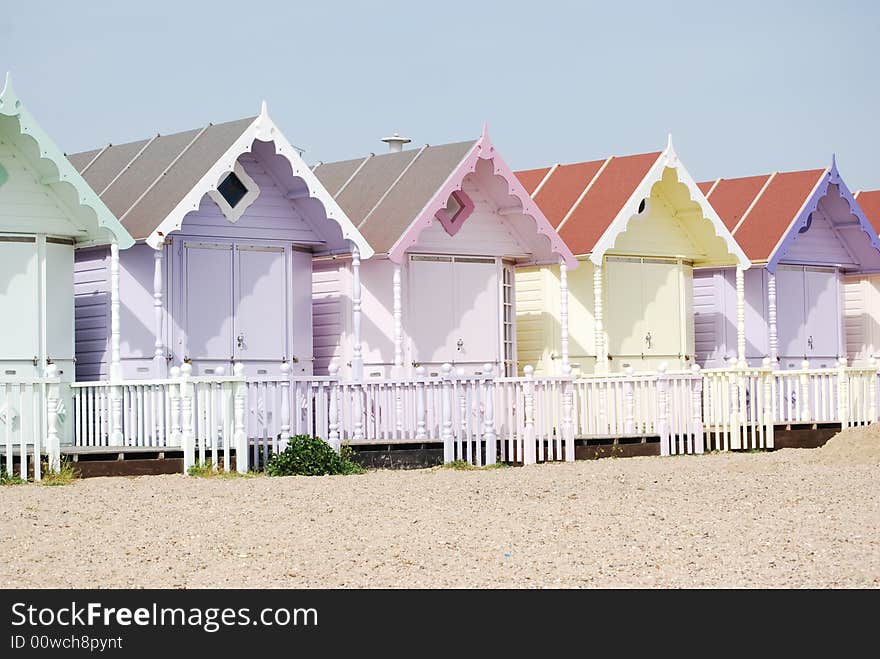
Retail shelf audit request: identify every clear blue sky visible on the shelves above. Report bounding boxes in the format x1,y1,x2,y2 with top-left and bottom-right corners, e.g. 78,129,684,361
2,1,878,188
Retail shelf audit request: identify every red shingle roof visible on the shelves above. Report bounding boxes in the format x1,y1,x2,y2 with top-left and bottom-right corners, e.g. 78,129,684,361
516,167,551,196
516,152,660,256
855,190,880,235
703,170,826,261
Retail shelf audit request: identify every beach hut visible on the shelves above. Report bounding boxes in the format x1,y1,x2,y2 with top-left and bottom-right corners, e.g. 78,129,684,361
0,74,133,383
68,103,372,380
696,159,880,370
843,189,880,365
310,126,577,379
515,138,748,375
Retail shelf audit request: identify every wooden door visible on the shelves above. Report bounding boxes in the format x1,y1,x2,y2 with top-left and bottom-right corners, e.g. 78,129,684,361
642,258,681,358
44,239,75,370
804,267,839,362
605,257,645,359
451,257,498,368
234,244,287,362
183,242,233,366
775,266,806,361
0,236,39,375
409,256,455,366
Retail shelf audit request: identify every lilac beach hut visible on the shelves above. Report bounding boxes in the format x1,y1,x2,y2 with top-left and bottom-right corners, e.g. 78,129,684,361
694,160,880,369
68,103,373,381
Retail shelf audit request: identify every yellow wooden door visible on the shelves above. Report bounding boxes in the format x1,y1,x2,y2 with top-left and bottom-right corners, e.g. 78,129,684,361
642,258,682,359
605,257,645,359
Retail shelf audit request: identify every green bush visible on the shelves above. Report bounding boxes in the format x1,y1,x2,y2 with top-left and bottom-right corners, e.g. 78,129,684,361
266,435,364,477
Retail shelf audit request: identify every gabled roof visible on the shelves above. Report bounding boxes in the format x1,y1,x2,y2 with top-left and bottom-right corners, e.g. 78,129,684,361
314,126,577,268
703,160,880,272
517,138,748,267
855,190,880,233
0,73,133,248
69,104,372,256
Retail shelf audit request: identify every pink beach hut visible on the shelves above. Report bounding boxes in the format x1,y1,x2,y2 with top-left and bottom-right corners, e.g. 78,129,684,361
310,126,577,380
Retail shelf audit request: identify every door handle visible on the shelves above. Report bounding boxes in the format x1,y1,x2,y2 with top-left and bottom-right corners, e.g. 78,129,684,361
456,338,464,352
237,333,244,349
645,332,653,350
807,335,813,350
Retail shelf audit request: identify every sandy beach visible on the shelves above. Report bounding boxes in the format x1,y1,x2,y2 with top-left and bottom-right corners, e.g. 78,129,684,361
1,428,878,589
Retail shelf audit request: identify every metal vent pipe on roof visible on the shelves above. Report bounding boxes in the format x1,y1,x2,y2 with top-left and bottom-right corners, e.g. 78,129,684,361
381,133,411,153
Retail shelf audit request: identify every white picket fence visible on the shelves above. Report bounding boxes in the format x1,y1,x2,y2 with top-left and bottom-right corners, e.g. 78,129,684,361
42,357,880,477
0,366,62,482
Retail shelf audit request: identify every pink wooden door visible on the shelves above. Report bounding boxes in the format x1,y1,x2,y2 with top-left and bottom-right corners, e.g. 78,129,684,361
451,257,499,369
409,256,455,366
183,242,233,365
805,267,839,363
409,255,499,373
775,266,806,362
234,244,287,362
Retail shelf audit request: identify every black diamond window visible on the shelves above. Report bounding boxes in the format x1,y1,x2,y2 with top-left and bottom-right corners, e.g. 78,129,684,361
217,172,248,208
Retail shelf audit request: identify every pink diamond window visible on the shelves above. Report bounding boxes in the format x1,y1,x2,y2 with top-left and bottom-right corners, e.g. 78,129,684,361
434,190,475,237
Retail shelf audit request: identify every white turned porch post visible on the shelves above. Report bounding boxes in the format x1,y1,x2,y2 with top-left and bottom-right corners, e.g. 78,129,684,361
523,365,536,465
559,258,570,372
415,366,427,440
441,363,454,463
279,362,291,449
233,363,247,474
351,247,363,381
45,364,60,473
767,271,778,364
561,363,574,462
393,263,403,376
690,364,704,454
109,241,123,444
328,361,340,451
761,357,775,448
482,363,496,466
736,266,746,367
593,259,606,373
657,363,670,456
180,363,194,472
153,246,165,377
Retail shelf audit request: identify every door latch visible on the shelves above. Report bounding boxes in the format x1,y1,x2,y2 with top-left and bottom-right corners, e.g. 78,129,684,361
237,333,245,349
456,338,464,352
807,335,814,350
645,332,653,350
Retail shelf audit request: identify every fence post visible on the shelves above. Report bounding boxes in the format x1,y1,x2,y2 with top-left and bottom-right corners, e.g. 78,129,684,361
837,356,849,429
799,359,811,422
871,357,879,424
690,364,704,454
762,357,775,449
45,364,60,473
180,363,194,473
657,363,670,456
624,366,635,434
233,363,247,474
352,379,364,443
415,366,427,440
327,362,341,452
482,363,496,465
277,361,291,450
562,364,575,462
168,366,181,447
523,365,536,465
441,363,454,462
727,357,740,451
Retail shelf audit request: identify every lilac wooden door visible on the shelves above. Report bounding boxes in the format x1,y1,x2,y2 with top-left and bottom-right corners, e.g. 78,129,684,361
183,242,233,364
805,267,839,361
776,266,806,361
234,245,286,362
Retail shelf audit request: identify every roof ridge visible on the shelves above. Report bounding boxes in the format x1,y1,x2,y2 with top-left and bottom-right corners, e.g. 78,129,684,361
98,134,159,197
555,156,613,232
731,172,776,234
358,145,428,229
119,123,211,221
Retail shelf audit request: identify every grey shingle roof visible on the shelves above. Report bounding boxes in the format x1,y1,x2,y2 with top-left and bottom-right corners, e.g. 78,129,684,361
313,140,475,253
68,117,256,240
